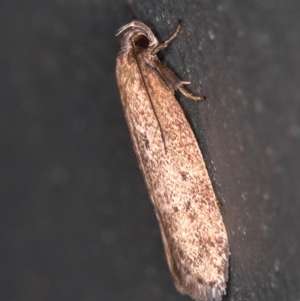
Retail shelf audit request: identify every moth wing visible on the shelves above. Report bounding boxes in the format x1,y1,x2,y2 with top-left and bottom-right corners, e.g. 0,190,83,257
117,51,229,301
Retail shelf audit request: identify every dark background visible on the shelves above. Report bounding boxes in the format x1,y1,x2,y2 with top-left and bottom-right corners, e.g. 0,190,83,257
1,0,300,300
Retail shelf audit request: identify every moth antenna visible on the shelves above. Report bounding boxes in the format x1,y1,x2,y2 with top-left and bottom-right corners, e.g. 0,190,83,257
126,5,138,20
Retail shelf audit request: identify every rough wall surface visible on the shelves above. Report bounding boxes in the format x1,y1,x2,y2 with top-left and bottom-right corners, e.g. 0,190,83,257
1,1,300,300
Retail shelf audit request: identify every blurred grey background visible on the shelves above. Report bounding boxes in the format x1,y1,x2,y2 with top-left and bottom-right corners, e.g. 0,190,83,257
1,0,300,300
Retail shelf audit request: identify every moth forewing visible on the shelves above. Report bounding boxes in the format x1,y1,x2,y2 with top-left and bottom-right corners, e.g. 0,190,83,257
116,20,229,301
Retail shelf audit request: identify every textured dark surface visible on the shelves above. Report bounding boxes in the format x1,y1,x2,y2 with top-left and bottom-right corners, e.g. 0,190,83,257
1,1,300,301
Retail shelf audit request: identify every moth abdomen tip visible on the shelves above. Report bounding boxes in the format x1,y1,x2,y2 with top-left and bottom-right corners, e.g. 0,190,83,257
182,282,226,301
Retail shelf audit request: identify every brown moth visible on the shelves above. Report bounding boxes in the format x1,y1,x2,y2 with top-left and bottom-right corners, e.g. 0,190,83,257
116,19,229,301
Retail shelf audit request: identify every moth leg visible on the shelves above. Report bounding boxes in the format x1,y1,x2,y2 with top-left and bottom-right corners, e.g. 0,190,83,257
151,20,182,54
178,82,206,101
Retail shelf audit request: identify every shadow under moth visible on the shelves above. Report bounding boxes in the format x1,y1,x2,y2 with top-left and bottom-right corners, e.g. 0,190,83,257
116,18,229,301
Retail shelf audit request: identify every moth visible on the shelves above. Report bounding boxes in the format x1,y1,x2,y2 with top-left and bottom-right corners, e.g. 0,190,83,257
116,18,229,301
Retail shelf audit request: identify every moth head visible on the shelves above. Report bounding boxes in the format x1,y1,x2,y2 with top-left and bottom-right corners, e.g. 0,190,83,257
116,21,158,52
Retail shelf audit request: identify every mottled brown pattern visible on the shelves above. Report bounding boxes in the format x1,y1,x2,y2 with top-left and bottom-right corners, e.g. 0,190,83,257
116,20,229,301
